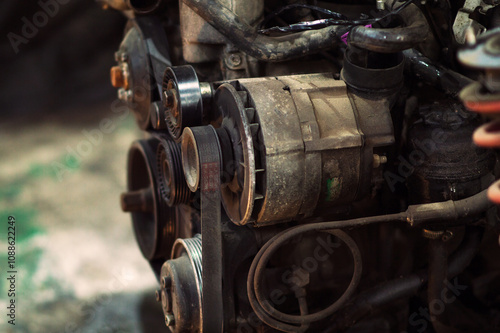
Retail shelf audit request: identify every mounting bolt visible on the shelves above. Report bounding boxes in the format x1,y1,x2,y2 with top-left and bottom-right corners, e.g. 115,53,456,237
120,52,128,62
227,53,243,69
120,188,153,213
373,154,388,168
442,230,454,242
376,0,385,10
165,313,175,327
118,88,133,102
155,289,161,302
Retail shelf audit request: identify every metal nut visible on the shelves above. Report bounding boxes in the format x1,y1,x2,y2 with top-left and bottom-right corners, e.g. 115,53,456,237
118,88,133,102
165,313,175,327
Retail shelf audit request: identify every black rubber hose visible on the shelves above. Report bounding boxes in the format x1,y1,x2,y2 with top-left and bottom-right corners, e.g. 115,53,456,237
403,49,473,97
348,2,430,53
407,189,493,227
182,0,349,62
428,238,449,330
327,226,483,332
247,190,490,331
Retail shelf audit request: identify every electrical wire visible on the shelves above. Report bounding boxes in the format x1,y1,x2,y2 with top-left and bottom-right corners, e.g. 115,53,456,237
259,0,415,34
247,213,406,331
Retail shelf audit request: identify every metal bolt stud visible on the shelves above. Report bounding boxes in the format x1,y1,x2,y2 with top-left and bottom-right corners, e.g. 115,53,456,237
165,314,175,327
120,188,154,213
155,289,161,302
373,154,388,168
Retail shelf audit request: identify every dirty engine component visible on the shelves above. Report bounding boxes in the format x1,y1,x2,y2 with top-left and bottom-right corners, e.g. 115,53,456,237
104,0,500,332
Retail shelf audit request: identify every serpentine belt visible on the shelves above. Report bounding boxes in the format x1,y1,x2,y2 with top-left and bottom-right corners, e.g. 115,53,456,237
188,125,224,332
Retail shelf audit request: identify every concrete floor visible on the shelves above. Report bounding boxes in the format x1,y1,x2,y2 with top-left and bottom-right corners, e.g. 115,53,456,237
0,104,166,332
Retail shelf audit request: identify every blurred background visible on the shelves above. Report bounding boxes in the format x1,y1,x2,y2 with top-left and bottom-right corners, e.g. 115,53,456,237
0,1,165,331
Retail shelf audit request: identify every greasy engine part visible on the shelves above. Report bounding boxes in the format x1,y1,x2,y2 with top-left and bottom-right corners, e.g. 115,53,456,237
180,0,264,63
106,0,500,332
121,138,175,260
159,234,203,332
157,134,192,206
162,65,214,142
111,17,171,129
181,73,395,226
407,101,495,205
121,137,199,268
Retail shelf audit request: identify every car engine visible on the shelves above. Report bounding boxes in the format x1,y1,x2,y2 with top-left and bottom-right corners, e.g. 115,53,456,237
100,0,500,331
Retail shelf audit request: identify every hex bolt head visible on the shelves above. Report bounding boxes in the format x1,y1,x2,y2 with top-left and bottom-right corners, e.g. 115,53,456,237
227,53,242,68
165,313,175,327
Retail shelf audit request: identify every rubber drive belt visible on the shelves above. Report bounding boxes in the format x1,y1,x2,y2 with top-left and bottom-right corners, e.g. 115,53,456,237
189,125,224,332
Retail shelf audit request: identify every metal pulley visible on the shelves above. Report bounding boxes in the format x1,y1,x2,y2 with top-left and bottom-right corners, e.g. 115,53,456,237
162,65,214,142
120,138,176,260
159,234,203,332
121,137,199,263
157,134,192,206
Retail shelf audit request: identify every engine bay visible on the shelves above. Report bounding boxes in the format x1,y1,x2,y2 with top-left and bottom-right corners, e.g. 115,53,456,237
101,0,500,331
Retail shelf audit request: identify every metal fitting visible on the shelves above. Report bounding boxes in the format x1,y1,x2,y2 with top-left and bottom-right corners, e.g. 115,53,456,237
373,154,388,168
118,88,133,103
165,313,175,327
226,53,243,69
376,0,385,10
